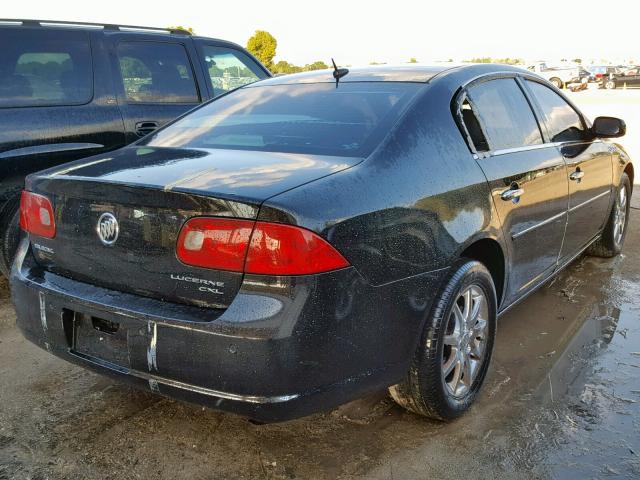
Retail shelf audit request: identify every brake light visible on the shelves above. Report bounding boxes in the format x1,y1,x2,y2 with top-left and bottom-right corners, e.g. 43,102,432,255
244,222,349,275
176,217,349,275
20,191,56,239
176,217,254,271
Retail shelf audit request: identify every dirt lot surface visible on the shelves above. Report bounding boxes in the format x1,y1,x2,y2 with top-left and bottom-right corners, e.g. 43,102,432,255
1,89,639,480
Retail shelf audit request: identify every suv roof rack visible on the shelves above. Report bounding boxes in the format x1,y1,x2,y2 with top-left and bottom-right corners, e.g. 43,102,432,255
0,18,192,35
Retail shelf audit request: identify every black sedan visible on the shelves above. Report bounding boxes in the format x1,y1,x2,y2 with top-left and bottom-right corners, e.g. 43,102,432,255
12,64,632,422
601,66,640,89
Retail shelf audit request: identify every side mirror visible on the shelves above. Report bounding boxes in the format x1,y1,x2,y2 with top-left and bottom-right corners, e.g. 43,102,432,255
592,116,626,138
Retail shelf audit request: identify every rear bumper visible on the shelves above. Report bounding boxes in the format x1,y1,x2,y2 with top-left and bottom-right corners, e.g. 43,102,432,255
11,239,445,422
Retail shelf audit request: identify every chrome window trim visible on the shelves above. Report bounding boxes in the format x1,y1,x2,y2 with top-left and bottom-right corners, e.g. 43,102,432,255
490,142,563,157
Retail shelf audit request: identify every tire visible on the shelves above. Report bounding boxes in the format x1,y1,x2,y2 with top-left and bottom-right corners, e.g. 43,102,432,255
0,194,21,278
587,173,631,258
550,77,563,89
605,80,616,90
389,259,497,421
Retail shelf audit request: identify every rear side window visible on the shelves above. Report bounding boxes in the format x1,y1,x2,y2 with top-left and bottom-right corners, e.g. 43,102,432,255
201,46,264,97
466,78,542,151
143,82,421,157
525,80,588,143
117,42,199,104
0,29,92,108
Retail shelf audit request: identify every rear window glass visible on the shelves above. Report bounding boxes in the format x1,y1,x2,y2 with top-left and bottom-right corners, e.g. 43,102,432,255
117,42,199,104
0,29,92,108
143,82,421,157
467,78,542,150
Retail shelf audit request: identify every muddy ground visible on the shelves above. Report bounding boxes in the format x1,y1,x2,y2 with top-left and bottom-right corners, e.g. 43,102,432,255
1,92,640,480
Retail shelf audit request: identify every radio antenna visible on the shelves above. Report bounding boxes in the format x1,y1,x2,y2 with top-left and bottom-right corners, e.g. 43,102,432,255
332,58,349,88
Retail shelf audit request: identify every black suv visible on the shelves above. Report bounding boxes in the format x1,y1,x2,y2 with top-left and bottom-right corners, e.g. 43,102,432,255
0,19,270,276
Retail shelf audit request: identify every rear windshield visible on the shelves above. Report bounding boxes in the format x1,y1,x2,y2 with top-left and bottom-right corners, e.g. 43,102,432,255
142,82,421,157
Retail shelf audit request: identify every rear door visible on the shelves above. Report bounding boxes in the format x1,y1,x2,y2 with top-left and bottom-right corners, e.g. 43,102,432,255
460,76,569,305
523,79,612,261
107,34,203,143
193,41,269,98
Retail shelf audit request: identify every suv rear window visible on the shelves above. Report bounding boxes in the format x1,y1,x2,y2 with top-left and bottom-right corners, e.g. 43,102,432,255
143,82,421,157
0,29,93,108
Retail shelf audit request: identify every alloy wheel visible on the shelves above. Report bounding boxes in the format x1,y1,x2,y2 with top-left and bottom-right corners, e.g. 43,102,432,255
441,285,489,398
614,185,627,245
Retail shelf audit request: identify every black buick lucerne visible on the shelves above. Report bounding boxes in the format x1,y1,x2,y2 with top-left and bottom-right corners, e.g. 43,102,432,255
12,64,632,422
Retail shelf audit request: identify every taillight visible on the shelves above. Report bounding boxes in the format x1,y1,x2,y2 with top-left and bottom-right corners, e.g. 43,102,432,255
244,222,349,275
20,191,56,239
176,217,349,275
176,217,254,271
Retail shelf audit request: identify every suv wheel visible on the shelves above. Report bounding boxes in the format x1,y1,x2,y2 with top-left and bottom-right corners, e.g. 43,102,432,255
389,260,497,420
587,173,631,258
0,194,21,277
604,80,617,90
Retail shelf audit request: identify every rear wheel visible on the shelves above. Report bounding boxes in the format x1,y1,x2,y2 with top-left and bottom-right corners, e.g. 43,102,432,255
550,77,563,89
0,194,21,278
587,173,631,258
604,79,617,90
389,260,497,420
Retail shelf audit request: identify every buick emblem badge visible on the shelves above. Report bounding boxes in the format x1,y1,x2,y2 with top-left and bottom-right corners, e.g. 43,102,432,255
97,212,119,246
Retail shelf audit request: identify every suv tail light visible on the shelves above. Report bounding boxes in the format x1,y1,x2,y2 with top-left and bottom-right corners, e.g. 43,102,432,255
20,191,56,239
177,217,349,275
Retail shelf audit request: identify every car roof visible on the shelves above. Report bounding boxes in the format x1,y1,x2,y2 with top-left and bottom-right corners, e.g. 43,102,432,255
0,19,244,48
255,65,458,86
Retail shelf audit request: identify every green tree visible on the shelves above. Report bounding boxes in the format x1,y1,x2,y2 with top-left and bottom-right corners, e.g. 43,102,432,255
303,61,329,71
247,30,278,70
409,57,418,63
168,26,194,34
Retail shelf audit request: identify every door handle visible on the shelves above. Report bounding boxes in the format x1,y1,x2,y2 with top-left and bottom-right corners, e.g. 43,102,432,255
501,187,524,201
135,121,159,137
569,169,584,181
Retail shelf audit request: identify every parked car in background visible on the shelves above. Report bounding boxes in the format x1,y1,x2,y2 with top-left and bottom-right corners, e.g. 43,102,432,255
600,66,640,89
525,61,580,89
0,19,271,276
12,64,632,423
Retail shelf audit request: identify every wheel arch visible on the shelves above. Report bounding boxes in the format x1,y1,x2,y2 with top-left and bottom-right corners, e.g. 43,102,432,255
459,237,506,308
624,162,634,192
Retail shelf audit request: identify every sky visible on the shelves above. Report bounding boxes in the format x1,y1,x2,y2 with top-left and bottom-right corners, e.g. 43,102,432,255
4,0,638,66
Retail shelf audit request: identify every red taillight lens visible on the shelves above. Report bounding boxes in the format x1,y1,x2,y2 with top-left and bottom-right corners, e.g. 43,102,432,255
176,217,254,272
176,217,349,275
20,191,56,239
595,73,603,79
245,222,349,275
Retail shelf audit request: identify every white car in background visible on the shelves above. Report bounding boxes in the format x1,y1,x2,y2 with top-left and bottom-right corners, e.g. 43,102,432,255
525,61,580,89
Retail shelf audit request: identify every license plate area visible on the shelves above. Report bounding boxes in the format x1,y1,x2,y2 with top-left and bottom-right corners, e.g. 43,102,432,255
64,308,131,367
